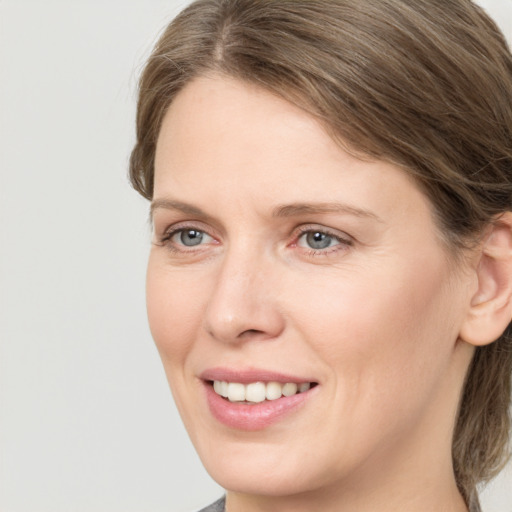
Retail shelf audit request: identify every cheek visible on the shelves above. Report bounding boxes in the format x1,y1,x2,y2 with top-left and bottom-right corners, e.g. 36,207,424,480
146,258,206,365
289,253,460,416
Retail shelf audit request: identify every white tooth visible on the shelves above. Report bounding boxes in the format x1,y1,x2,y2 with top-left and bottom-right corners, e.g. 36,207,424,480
299,382,311,393
216,380,307,401
282,383,298,397
266,381,283,400
227,382,245,402
245,382,266,403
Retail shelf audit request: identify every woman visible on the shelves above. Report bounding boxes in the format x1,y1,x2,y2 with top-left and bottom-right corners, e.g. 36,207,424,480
129,1,512,511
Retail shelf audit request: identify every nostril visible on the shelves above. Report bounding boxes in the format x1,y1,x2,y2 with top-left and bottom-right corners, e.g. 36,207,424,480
240,329,263,336
235,328,269,342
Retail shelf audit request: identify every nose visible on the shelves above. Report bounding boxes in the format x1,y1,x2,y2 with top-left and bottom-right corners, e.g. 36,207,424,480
203,249,286,344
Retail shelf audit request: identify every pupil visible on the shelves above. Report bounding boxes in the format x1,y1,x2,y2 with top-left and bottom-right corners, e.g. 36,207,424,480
307,231,331,249
181,230,203,246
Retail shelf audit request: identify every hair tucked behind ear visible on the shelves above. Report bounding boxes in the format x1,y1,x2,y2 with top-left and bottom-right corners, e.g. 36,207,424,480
453,325,512,497
129,0,512,504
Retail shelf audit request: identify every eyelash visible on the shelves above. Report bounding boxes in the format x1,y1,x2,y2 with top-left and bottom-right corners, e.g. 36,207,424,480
156,224,353,257
157,224,213,254
294,226,353,257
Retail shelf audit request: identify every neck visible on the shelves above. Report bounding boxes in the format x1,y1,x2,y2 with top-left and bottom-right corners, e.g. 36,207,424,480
226,462,468,512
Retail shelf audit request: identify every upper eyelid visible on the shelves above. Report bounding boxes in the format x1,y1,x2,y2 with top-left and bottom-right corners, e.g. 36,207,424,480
294,224,353,241
158,220,217,237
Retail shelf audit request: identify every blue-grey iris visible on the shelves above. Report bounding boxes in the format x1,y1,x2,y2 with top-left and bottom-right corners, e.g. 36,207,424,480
180,230,204,246
306,231,332,249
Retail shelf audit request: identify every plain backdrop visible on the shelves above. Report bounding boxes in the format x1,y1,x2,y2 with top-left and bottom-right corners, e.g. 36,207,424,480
0,1,511,511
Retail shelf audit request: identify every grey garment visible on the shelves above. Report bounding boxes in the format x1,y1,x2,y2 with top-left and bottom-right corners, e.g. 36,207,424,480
198,496,225,512
198,494,482,511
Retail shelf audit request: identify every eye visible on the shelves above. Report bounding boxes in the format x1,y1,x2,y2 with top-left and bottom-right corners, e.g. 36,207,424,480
293,226,353,257
297,230,341,250
170,228,213,247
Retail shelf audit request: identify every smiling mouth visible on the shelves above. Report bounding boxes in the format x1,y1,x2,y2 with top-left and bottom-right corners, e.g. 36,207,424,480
209,380,318,404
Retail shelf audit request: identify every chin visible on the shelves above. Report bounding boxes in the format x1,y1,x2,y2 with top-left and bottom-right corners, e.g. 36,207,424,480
206,462,315,497
194,439,336,498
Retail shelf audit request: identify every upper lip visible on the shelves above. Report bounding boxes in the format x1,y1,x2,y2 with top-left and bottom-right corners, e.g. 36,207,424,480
199,367,317,384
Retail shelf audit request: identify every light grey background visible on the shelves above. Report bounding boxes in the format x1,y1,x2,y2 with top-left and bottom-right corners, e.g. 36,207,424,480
0,1,511,511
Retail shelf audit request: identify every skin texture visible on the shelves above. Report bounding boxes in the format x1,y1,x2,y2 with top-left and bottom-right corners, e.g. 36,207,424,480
147,75,484,512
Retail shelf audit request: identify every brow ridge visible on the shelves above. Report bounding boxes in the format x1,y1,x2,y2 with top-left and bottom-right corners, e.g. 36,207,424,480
272,202,382,221
150,198,382,223
150,199,209,219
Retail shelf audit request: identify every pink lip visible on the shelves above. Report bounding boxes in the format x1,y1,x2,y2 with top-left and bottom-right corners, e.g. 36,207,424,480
200,367,315,384
200,367,318,431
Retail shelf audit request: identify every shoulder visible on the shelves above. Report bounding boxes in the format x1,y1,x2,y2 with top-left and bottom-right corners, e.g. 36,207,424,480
195,496,226,512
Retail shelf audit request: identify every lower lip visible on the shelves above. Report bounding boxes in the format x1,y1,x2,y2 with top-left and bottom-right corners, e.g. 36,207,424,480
204,382,315,431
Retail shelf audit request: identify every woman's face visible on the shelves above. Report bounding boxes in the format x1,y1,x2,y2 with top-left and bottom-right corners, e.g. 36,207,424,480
148,75,474,498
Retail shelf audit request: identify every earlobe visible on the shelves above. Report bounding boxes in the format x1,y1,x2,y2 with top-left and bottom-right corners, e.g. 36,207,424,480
460,212,512,347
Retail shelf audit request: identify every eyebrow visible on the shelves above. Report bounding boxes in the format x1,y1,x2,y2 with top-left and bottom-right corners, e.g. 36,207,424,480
150,199,208,220
150,198,383,223
272,202,383,222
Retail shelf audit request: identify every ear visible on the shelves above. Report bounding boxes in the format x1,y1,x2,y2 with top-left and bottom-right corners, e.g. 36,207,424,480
460,212,512,346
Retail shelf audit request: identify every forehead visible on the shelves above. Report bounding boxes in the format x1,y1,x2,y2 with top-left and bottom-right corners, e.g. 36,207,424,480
154,75,435,233
155,74,333,174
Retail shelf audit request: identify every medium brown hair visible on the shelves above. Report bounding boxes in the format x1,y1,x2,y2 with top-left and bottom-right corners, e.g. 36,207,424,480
129,0,512,502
